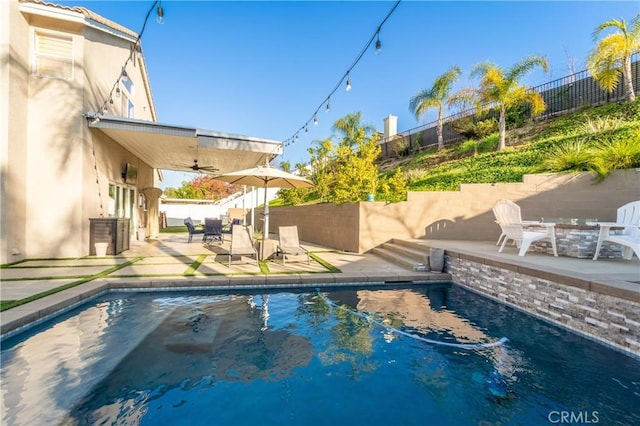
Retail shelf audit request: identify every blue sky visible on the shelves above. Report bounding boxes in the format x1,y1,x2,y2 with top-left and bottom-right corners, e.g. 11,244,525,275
60,0,640,188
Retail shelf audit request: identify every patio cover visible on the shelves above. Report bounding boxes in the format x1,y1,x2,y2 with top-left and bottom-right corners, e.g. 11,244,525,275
87,115,283,174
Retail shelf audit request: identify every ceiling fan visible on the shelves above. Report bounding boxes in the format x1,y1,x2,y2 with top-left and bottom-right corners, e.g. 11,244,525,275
175,159,218,173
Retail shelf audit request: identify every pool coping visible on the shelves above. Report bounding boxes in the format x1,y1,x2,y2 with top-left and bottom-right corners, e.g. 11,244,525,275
0,271,452,338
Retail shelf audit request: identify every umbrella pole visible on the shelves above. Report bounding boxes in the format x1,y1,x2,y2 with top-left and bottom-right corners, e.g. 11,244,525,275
261,183,268,261
242,185,246,226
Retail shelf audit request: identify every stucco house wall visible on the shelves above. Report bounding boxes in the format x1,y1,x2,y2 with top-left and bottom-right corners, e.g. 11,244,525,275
1,0,157,263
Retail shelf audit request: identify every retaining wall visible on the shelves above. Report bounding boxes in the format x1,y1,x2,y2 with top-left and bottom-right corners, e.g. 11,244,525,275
270,169,640,253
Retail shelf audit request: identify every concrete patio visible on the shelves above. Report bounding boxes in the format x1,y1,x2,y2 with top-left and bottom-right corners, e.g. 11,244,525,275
1,232,638,337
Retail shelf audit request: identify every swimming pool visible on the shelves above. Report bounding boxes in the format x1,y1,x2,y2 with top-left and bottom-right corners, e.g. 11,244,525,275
1,283,639,425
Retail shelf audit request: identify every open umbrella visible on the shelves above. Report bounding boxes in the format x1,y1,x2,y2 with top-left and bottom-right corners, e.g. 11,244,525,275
214,163,314,259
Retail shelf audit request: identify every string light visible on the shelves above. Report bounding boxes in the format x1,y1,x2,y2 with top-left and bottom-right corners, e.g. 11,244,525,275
156,1,165,24
283,0,401,150
96,1,164,116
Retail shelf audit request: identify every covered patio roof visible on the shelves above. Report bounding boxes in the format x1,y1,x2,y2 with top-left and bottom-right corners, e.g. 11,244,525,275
87,115,283,174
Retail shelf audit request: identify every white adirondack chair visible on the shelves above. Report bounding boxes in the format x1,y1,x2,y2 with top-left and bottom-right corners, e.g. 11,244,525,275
590,201,640,260
492,200,540,246
492,199,558,257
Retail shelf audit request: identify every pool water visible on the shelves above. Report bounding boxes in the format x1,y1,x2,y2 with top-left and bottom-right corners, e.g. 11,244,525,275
1,284,639,425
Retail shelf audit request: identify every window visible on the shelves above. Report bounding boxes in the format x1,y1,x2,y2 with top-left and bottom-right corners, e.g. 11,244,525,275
108,182,136,218
119,76,134,118
33,31,73,79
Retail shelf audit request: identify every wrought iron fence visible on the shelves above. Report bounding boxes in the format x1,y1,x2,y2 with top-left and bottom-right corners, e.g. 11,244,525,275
378,54,639,160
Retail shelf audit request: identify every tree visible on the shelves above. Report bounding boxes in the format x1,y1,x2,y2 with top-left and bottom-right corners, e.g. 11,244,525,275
409,65,462,150
587,15,640,102
277,161,309,205
332,112,375,147
378,168,408,203
306,113,382,205
331,128,381,204
163,176,239,199
307,138,335,203
452,56,548,151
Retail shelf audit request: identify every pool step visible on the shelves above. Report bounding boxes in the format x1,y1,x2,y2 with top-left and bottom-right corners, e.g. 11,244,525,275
371,239,431,270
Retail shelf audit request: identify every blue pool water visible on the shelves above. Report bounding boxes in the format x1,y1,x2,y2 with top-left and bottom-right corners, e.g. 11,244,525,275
1,284,639,425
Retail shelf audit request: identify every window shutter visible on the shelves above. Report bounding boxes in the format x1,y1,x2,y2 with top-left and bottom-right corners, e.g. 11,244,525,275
34,32,73,79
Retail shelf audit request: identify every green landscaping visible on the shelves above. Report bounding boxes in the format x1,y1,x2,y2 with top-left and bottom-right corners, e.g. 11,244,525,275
270,99,639,206
390,99,640,193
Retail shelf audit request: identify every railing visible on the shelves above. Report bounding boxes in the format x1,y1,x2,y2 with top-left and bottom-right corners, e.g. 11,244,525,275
378,54,639,160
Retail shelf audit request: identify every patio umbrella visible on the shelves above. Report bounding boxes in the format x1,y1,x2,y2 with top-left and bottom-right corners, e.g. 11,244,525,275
213,163,314,259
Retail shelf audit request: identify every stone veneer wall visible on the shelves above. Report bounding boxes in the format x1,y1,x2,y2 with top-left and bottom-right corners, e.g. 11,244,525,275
445,254,640,358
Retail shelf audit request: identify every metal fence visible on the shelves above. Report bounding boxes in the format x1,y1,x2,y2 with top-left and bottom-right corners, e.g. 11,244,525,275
378,54,639,160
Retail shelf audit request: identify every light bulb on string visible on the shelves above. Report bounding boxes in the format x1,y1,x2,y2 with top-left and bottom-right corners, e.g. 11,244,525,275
156,2,164,24
281,0,400,149
115,87,121,98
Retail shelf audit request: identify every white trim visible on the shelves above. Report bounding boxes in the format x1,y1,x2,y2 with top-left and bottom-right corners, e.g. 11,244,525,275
19,2,137,44
19,2,85,24
83,19,137,44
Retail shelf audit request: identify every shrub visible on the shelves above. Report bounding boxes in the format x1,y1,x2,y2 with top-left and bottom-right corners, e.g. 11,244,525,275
390,136,409,157
582,116,623,141
378,168,408,202
478,133,499,152
457,139,479,155
593,129,640,173
474,118,498,139
404,167,430,184
541,140,606,178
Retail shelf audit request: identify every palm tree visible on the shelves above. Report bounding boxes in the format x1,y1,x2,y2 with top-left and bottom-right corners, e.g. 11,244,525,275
409,65,462,150
453,56,548,151
332,112,375,147
587,15,640,102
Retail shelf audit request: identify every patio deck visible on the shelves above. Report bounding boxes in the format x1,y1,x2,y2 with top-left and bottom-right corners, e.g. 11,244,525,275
1,233,638,337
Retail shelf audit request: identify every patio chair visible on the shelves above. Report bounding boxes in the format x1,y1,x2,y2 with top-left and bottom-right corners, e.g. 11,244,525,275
203,218,223,244
591,201,640,260
492,199,540,246
276,226,310,265
184,217,204,243
222,218,242,240
229,224,258,267
492,199,558,257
